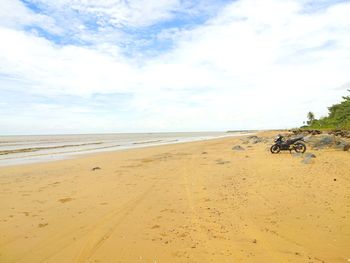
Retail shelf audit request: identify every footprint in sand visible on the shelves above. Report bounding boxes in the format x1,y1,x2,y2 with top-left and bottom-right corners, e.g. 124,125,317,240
58,197,73,203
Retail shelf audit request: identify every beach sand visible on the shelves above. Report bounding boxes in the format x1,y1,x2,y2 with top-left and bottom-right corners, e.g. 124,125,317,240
0,132,349,262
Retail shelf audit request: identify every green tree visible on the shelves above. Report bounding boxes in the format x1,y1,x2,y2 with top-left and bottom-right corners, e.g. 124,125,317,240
307,111,315,125
305,90,350,130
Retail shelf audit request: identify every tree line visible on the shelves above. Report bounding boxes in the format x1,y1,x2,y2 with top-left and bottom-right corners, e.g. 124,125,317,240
305,90,350,130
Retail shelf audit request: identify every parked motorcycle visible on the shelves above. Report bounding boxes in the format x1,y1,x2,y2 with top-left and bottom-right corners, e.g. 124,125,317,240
270,135,306,154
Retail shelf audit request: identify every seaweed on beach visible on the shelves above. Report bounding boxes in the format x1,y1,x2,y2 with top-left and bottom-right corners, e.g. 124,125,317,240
0,142,103,156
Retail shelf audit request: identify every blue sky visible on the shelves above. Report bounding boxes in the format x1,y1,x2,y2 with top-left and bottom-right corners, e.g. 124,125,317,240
0,0,350,134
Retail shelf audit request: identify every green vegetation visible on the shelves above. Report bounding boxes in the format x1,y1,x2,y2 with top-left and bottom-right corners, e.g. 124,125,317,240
307,111,315,125
305,90,350,130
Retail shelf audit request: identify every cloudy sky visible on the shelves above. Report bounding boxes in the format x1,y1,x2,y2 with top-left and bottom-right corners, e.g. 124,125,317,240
0,0,349,134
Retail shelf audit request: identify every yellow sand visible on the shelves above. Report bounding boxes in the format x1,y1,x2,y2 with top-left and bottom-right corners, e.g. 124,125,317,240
0,132,349,263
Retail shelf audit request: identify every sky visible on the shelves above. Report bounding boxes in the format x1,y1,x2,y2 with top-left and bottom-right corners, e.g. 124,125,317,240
0,0,350,135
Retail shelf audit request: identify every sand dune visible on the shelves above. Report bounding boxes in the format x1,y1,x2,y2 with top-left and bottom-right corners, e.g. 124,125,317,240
0,132,349,262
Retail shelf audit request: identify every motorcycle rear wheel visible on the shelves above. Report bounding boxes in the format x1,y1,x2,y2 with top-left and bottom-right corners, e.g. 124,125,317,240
270,144,281,154
294,142,306,153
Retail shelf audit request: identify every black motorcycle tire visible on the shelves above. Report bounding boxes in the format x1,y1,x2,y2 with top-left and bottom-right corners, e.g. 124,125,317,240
270,144,281,154
294,142,306,153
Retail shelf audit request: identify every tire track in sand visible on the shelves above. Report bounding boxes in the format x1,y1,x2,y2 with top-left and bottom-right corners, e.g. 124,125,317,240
75,184,155,263
181,153,288,262
10,184,155,263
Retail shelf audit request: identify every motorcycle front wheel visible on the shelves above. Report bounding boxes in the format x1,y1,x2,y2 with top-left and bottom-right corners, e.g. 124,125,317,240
270,144,281,154
294,142,306,153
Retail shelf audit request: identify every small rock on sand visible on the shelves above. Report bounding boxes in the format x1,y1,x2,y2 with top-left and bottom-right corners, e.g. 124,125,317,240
92,167,101,171
310,135,334,148
335,140,350,151
58,197,73,203
304,153,316,158
240,136,266,144
216,159,230,165
302,153,316,164
251,138,262,144
232,145,245,151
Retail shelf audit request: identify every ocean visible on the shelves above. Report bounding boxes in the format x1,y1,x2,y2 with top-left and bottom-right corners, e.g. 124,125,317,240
0,132,248,166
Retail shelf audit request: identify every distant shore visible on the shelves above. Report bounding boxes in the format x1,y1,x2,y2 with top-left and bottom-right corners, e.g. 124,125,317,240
0,131,349,262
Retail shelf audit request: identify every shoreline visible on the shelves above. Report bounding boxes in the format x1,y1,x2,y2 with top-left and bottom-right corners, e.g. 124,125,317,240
0,132,253,167
0,131,349,262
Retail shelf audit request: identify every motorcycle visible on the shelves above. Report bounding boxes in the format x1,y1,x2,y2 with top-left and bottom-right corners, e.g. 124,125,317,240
270,135,306,154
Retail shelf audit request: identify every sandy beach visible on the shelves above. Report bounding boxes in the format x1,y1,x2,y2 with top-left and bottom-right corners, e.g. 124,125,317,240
0,132,349,263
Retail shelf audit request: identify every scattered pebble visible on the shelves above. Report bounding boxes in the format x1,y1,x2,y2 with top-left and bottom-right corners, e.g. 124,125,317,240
216,160,230,165
304,152,316,158
58,197,73,203
232,145,245,151
302,153,316,164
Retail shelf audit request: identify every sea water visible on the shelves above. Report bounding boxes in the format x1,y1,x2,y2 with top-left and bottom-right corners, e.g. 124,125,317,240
0,132,248,166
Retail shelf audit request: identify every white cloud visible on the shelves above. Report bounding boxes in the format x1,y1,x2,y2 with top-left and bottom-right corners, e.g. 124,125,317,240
0,27,137,96
1,0,350,133
29,0,186,27
0,0,61,33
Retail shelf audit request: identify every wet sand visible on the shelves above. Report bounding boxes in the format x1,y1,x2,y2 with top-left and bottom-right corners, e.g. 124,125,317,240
0,132,349,262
